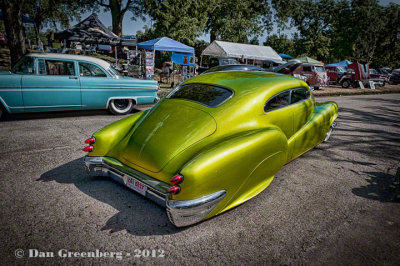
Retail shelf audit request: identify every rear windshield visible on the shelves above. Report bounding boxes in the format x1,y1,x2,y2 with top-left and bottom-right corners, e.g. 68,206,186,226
315,66,325,72
168,83,233,107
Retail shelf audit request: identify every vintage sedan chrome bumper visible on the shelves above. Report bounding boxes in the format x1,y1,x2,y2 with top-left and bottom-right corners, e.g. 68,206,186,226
84,156,226,227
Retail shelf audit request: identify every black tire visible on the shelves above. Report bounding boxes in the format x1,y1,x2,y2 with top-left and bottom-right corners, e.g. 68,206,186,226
109,99,134,115
379,80,386,87
342,80,350,88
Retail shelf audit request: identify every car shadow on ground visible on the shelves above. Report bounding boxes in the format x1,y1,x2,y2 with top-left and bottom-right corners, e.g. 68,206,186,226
37,157,183,236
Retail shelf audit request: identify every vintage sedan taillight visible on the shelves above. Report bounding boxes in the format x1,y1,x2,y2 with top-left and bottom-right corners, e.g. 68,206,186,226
171,174,184,184
82,146,93,152
85,137,96,144
168,185,181,195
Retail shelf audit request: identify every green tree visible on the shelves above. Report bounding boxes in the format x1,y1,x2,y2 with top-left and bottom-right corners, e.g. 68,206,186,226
264,34,295,55
143,0,210,46
24,0,85,45
96,0,144,37
205,0,272,43
1,0,27,66
272,0,337,61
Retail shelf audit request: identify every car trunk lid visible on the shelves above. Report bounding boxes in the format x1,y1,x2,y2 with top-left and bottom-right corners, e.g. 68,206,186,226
117,100,216,172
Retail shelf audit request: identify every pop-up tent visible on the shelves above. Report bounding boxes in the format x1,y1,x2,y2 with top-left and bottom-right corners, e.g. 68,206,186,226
327,60,352,68
293,56,324,66
137,37,194,54
55,14,120,44
137,37,195,66
201,40,282,61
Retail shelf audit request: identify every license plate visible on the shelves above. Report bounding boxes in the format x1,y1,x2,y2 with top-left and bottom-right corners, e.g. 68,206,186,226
124,176,147,196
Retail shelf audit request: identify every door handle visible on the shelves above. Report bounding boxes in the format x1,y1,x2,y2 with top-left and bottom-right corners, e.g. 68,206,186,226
69,76,78,79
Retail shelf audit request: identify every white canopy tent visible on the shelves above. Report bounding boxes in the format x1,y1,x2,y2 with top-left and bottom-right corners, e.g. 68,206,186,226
201,40,283,63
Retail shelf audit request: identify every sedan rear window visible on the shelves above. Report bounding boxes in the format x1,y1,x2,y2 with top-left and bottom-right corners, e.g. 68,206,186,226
168,84,233,107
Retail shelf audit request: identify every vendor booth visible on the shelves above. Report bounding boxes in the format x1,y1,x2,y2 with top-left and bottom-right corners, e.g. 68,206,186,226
201,40,282,64
137,37,195,80
54,14,121,61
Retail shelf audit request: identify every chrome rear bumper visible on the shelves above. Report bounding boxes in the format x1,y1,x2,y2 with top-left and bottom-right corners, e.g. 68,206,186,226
84,156,226,227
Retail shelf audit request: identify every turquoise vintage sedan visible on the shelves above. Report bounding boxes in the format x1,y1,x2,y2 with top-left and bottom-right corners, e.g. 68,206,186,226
0,53,158,118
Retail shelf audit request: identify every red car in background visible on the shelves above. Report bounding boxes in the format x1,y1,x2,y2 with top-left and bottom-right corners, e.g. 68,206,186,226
293,64,328,90
369,69,389,81
325,65,347,84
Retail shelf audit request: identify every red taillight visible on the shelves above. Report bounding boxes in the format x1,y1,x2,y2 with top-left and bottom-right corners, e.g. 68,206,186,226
85,137,95,144
82,146,93,152
167,185,181,195
171,174,184,184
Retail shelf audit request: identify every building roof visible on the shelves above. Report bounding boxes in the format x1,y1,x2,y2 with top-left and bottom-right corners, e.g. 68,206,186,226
26,53,111,69
201,40,282,61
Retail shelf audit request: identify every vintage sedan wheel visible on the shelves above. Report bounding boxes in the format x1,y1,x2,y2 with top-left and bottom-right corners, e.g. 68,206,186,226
341,80,350,88
109,99,134,115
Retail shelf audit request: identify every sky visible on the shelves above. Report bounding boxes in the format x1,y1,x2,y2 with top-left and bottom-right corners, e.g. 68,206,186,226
75,0,400,44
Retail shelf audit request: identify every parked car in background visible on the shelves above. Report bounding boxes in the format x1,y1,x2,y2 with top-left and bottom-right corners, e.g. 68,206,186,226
325,65,347,84
389,69,400,85
369,68,388,81
84,71,338,227
339,61,385,88
0,53,158,119
293,64,328,90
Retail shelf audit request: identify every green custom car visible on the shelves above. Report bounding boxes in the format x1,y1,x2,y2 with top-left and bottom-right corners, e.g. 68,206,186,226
84,71,338,227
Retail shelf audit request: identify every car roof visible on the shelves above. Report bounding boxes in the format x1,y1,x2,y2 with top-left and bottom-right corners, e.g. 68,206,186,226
185,71,305,96
26,53,111,70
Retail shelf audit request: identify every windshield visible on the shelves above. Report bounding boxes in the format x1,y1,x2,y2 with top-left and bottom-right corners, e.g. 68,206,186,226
315,66,325,72
11,56,35,74
168,83,233,107
108,65,122,77
370,69,377,74
337,66,346,72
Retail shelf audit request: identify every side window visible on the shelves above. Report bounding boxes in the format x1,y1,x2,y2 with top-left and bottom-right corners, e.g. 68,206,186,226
303,66,312,72
264,91,290,112
291,87,310,104
79,62,107,77
11,56,35,74
45,60,75,76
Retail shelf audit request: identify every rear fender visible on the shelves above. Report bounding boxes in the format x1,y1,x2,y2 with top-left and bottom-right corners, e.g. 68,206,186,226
89,110,148,157
177,127,288,217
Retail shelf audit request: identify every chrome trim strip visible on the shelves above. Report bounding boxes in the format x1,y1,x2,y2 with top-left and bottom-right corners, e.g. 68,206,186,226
166,190,226,227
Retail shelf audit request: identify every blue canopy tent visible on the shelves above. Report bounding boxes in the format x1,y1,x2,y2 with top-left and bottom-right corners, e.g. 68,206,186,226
137,37,195,66
327,60,352,68
279,53,292,60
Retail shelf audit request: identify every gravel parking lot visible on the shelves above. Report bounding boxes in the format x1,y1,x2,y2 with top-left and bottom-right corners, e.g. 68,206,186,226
0,94,399,265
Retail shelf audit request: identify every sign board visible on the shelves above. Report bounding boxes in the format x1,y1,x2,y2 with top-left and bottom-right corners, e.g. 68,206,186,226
145,51,154,80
